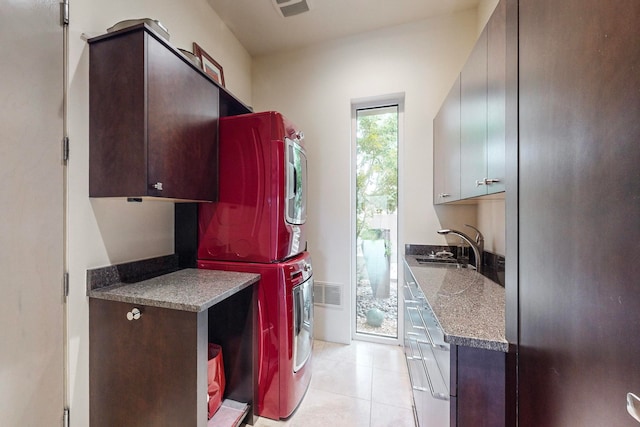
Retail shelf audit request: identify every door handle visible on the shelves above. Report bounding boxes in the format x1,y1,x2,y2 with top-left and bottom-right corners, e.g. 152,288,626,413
628,393,640,423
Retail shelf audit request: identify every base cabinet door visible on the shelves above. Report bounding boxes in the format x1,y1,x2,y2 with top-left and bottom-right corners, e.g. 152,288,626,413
89,299,208,427
452,346,513,427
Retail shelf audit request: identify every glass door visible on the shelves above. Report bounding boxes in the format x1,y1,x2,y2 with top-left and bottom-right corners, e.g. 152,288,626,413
354,104,399,339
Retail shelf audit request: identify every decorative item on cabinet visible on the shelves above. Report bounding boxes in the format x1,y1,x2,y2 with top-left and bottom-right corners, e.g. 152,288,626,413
178,48,203,69
193,42,225,87
107,18,170,41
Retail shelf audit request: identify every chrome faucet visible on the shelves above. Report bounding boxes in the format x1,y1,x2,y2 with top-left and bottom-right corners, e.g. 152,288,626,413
437,224,484,273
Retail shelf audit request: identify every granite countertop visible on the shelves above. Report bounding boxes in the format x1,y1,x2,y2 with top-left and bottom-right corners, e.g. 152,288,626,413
404,255,508,352
87,268,260,313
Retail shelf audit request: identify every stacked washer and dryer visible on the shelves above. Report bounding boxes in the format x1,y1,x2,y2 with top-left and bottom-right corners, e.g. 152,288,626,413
198,111,313,420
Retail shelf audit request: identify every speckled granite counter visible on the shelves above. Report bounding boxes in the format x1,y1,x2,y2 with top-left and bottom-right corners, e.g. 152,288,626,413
405,255,508,352
87,268,260,312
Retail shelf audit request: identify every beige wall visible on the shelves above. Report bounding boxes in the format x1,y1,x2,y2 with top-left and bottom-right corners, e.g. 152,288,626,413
66,0,251,424
478,197,506,255
252,8,481,343
477,0,501,33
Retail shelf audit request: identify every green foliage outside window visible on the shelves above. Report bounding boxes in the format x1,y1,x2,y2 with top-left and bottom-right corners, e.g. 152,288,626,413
355,109,398,239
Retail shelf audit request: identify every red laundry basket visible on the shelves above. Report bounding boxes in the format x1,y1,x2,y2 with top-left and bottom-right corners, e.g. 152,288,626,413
207,343,225,419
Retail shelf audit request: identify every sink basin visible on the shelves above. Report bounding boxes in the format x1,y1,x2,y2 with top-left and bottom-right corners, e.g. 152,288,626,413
415,256,457,264
414,257,472,269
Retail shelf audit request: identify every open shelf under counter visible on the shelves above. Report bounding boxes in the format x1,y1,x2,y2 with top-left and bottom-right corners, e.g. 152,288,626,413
87,256,260,427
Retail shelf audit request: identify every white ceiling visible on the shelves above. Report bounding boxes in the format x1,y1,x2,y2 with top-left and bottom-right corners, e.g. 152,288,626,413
207,0,480,56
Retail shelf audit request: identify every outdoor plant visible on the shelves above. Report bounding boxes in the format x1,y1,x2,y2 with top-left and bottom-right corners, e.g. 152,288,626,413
355,110,398,239
356,109,398,301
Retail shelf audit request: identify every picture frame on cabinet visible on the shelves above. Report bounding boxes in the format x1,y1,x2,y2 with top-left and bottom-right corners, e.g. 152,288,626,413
193,42,225,87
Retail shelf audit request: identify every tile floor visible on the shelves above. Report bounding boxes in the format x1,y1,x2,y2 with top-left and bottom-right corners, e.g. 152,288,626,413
253,340,416,427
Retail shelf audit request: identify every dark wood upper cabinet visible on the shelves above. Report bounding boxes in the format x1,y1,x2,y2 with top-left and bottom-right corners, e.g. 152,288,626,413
460,27,488,199
434,75,461,204
434,0,506,203
89,25,236,202
486,0,506,194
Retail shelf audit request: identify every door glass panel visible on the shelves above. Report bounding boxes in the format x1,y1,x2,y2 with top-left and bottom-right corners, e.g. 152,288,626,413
355,105,398,338
286,138,307,225
293,277,313,371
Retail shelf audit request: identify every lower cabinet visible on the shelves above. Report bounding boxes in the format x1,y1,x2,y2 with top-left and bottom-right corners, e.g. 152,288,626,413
89,286,256,427
403,264,450,427
403,262,515,427
451,345,514,427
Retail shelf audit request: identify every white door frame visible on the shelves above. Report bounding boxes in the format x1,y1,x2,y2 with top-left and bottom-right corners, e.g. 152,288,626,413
350,93,405,345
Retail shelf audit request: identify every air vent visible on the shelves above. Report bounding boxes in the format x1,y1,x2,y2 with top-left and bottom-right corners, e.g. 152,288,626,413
314,281,342,308
271,0,311,18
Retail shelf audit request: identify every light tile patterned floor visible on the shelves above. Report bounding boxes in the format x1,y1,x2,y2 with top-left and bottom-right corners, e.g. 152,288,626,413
253,340,416,427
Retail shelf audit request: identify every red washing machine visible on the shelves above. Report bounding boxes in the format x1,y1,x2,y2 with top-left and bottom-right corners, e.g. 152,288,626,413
198,112,312,419
198,253,313,420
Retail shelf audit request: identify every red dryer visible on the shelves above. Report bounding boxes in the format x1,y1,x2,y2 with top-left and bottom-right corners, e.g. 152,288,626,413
198,111,307,264
198,111,313,420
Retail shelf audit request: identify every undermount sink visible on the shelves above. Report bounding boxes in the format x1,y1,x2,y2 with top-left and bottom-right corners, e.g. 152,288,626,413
415,257,472,269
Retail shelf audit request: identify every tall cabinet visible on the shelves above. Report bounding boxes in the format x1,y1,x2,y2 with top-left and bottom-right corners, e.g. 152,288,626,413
517,0,640,425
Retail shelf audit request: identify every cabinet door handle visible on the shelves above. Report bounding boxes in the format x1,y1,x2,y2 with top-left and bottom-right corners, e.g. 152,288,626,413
476,178,501,186
439,193,450,198
126,308,142,321
151,182,163,191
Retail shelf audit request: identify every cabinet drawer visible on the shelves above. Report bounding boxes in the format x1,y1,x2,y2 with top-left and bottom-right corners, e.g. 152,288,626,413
403,281,424,304
421,305,447,349
406,336,450,400
406,305,448,350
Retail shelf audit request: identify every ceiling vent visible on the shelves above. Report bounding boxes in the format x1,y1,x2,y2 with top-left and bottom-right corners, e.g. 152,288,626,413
271,0,311,18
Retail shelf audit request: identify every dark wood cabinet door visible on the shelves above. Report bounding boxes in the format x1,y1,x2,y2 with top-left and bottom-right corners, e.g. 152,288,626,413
147,36,219,201
455,346,506,427
89,30,147,197
460,28,488,199
89,299,207,427
434,75,461,204
89,27,220,202
518,1,640,425
486,0,506,194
